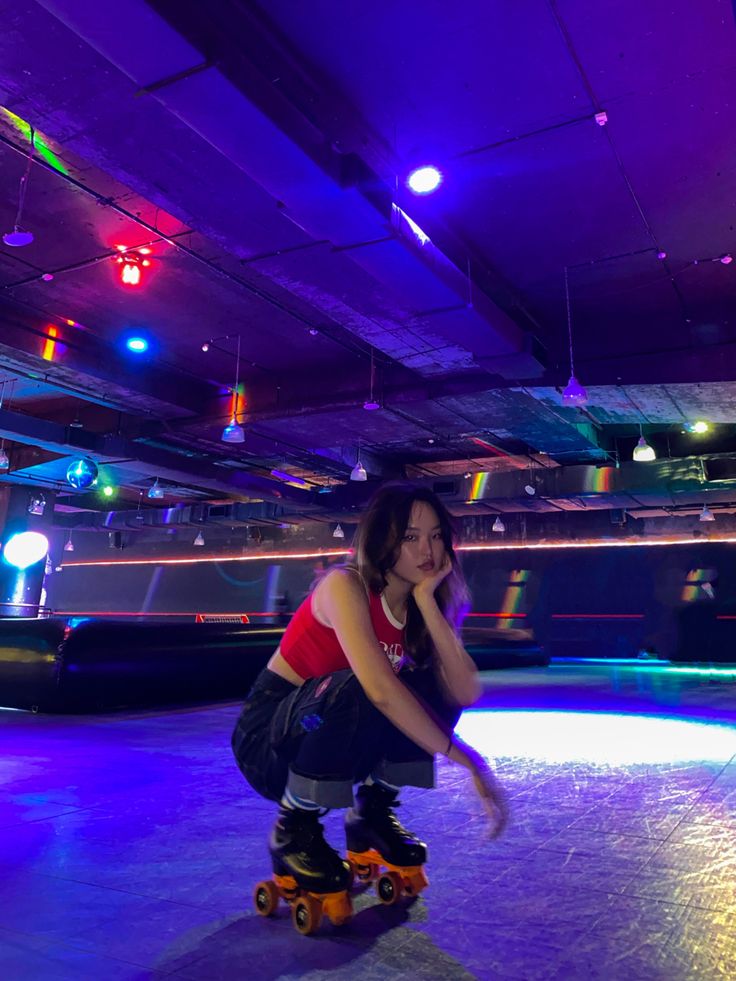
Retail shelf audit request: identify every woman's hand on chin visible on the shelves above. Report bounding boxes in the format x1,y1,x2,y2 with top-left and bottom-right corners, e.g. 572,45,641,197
412,555,452,605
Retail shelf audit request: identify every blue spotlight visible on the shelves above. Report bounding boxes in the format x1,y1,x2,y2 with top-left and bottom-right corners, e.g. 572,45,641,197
407,166,442,195
126,336,149,353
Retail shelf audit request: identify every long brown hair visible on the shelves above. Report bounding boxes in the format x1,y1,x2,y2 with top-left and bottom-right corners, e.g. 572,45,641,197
348,482,470,664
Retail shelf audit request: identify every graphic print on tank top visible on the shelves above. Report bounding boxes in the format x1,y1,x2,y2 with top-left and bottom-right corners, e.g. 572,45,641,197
377,592,406,673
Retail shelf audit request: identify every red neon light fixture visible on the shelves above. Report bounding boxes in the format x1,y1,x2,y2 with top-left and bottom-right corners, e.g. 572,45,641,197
114,246,151,288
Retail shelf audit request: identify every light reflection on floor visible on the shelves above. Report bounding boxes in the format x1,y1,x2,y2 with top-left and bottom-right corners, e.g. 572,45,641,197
0,663,734,979
455,709,736,766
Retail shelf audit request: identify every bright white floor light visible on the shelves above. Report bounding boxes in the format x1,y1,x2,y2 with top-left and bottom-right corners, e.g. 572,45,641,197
454,709,736,766
3,531,49,569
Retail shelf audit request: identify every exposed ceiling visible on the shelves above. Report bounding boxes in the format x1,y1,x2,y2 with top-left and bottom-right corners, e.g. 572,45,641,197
1,0,736,528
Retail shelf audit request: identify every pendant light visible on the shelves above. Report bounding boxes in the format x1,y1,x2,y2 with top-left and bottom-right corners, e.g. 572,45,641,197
3,126,35,247
492,516,506,533
221,335,245,443
193,531,205,546
147,479,164,499
332,523,345,539
63,531,75,552
363,349,380,411
699,505,715,522
0,382,9,469
350,441,367,481
562,267,588,406
632,425,656,462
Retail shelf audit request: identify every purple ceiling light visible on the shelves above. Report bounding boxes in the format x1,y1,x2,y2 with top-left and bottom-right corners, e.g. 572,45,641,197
562,267,588,406
407,165,442,195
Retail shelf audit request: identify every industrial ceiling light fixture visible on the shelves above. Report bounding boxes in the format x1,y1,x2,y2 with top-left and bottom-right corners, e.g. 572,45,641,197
363,349,380,411
332,523,345,539
221,334,245,444
350,442,367,482
3,125,35,247
561,267,588,406
492,516,506,533
193,530,205,546
632,425,656,462
147,479,164,500
64,531,75,552
699,504,715,522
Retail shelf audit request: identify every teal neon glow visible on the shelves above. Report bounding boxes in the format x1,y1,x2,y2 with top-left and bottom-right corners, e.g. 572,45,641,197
455,710,736,766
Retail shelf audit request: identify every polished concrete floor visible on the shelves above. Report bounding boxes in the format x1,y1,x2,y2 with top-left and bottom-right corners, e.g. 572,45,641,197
1,663,735,980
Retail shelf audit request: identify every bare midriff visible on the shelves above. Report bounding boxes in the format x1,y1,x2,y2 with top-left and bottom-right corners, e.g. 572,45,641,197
266,647,305,686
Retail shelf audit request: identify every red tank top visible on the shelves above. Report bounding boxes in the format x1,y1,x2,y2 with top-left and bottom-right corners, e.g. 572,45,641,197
280,579,406,680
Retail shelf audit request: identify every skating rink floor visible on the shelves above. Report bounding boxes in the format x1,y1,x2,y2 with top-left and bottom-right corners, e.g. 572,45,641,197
1,662,735,980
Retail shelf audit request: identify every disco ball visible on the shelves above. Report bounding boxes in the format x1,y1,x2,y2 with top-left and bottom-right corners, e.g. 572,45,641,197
66,457,98,490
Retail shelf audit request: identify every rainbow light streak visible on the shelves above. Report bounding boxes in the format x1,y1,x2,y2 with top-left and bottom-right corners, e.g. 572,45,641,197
681,568,716,603
582,467,616,493
497,568,529,629
229,382,246,421
41,325,60,362
468,472,491,502
454,709,736,766
1,108,69,175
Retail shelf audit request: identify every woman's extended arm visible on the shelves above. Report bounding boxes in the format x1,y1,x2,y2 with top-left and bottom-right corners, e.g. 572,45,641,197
412,558,481,707
316,569,506,835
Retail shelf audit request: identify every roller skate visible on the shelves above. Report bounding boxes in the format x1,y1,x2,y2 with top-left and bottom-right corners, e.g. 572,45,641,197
253,807,353,935
345,783,429,905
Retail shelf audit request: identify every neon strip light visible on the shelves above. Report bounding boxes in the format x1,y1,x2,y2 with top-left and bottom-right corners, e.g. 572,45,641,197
716,616,736,620
466,612,527,619
62,548,350,568
458,536,736,551
56,609,519,619
551,614,645,620
54,610,283,617
59,535,736,569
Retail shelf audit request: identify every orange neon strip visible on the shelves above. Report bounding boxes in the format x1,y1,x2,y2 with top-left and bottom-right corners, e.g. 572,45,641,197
466,612,527,618
62,548,350,568
59,536,736,569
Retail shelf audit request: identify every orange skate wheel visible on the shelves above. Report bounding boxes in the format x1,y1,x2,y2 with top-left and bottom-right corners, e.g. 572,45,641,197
376,870,403,905
403,867,429,897
253,879,279,917
352,861,378,882
322,890,353,927
292,895,323,935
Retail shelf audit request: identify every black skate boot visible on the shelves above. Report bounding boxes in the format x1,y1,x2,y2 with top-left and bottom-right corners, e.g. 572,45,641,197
345,783,427,867
254,807,353,933
269,806,352,894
